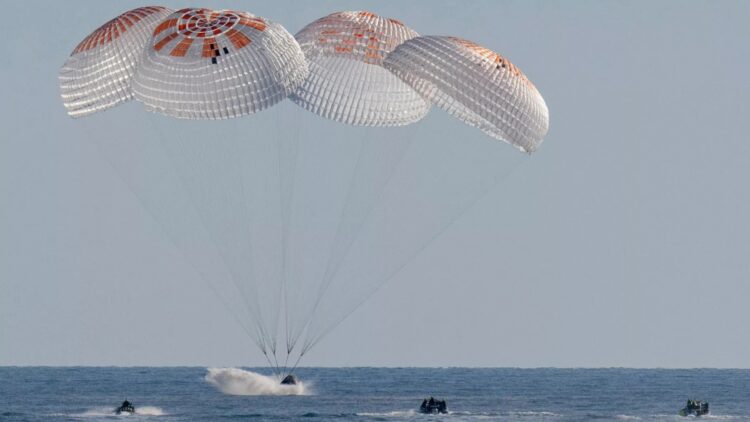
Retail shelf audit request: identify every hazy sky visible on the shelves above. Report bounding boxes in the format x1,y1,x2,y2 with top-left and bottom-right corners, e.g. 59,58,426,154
2,1,749,368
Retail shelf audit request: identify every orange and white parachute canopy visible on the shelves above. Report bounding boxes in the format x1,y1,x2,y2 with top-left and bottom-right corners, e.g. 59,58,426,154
384,36,549,152
133,8,308,119
291,11,430,127
59,6,173,118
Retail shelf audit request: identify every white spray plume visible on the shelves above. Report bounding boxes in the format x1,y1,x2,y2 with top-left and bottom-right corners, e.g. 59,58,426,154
205,367,309,396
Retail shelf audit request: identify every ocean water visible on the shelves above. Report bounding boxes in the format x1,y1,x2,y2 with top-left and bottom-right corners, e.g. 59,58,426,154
1,367,749,421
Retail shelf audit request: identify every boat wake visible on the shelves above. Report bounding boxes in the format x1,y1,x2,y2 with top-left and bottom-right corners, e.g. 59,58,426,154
205,367,309,396
63,406,166,417
356,410,418,417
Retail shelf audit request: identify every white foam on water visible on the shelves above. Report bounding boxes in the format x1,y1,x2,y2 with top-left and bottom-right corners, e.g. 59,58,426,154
356,410,418,417
205,367,309,396
510,411,562,417
67,406,166,417
653,415,740,421
135,406,166,416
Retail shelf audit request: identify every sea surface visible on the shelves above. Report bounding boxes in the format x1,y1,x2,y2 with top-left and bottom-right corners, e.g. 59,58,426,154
1,367,749,421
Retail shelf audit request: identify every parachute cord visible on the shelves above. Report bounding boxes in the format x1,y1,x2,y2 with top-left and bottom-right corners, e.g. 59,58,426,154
288,351,305,376
228,118,271,352
300,154,529,355
285,130,370,360
269,349,282,379
299,127,420,347
279,108,302,357
294,133,368,339
142,115,272,365
163,126,267,350
281,352,291,377
270,106,285,363
83,122,263,353
261,351,280,379
270,349,281,378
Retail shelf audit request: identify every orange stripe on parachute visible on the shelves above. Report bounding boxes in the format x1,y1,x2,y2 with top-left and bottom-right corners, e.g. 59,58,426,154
153,18,177,36
202,37,217,57
449,37,536,89
226,29,251,50
169,37,193,56
71,7,169,55
239,17,266,32
154,32,178,51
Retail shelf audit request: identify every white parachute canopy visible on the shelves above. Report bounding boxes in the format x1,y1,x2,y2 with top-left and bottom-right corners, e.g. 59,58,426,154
291,11,430,126
61,8,548,379
134,8,308,119
59,6,173,118
384,36,549,152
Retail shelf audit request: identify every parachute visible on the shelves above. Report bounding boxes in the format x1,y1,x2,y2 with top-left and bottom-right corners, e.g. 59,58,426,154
60,7,173,117
291,11,430,126
384,36,549,152
60,7,549,379
133,8,308,119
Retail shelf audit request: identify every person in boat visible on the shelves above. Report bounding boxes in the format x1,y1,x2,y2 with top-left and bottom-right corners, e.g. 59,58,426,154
419,396,448,414
437,400,447,414
680,399,709,417
115,400,135,415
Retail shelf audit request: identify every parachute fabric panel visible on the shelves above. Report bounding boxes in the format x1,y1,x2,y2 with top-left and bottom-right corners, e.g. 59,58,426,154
133,8,308,119
291,11,430,126
59,6,173,118
384,36,549,152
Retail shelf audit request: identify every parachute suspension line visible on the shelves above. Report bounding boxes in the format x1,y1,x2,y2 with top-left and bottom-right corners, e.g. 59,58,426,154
300,153,530,355
144,115,272,365
83,121,262,353
144,117,263,332
164,131,266,344
298,126,421,350
281,351,291,378
225,117,284,363
277,108,289,361
265,107,284,362
266,347,282,380
260,348,282,379
288,350,305,376
283,130,371,354
314,132,369,292
225,118,271,350
285,132,371,351
278,106,303,372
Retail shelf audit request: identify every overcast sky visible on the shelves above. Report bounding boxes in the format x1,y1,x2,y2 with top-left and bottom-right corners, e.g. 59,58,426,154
2,0,749,368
